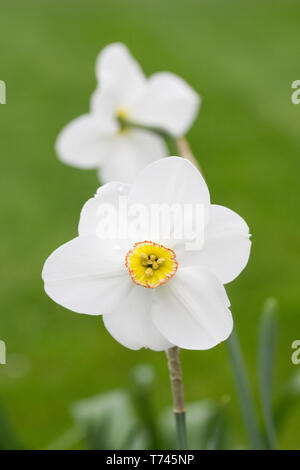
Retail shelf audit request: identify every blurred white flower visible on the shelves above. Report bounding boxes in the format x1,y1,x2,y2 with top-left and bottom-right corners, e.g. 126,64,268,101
55,43,200,183
42,158,251,351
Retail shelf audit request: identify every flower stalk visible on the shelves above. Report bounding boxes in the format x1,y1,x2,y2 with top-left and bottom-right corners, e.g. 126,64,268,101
117,116,180,156
165,346,187,449
177,137,201,170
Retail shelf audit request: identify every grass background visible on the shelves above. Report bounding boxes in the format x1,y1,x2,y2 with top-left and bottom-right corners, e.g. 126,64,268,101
0,0,299,449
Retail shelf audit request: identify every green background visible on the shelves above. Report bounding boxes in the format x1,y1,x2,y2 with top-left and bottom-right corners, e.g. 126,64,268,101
0,0,299,449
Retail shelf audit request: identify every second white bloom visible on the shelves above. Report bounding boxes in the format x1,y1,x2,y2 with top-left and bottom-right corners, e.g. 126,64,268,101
56,43,200,183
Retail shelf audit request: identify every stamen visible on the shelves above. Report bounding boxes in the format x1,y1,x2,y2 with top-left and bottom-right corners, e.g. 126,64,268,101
145,267,154,278
157,258,165,266
152,261,159,270
139,253,149,266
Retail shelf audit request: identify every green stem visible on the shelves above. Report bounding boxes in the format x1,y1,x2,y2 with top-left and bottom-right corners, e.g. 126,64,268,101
117,117,180,155
175,412,187,450
227,329,265,449
166,347,187,449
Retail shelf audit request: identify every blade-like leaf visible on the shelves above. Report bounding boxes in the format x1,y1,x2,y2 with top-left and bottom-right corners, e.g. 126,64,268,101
0,402,23,450
258,297,278,449
205,396,231,450
130,364,158,449
46,428,81,450
70,389,149,450
275,368,300,428
227,328,265,449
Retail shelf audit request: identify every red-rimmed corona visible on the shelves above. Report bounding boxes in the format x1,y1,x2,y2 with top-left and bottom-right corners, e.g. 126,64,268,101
125,241,178,288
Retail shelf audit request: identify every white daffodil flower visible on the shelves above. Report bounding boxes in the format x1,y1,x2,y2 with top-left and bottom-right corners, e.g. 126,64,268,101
55,43,200,183
42,158,251,351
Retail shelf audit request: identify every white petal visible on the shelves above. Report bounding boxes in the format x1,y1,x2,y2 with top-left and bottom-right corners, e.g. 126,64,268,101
42,236,127,315
55,114,117,169
126,157,210,244
103,284,173,351
177,205,251,284
128,157,210,207
79,182,131,237
152,266,232,350
90,88,120,124
98,130,167,184
131,72,200,137
94,43,146,108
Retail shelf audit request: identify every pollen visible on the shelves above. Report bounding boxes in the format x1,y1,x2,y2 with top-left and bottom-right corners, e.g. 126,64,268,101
116,107,130,134
116,107,129,120
125,241,178,288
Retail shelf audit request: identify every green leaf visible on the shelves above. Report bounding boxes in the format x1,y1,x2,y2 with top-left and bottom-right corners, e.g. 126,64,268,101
205,397,232,450
258,297,278,449
130,364,158,449
0,402,23,450
227,329,265,449
46,428,81,450
70,389,149,450
275,368,300,428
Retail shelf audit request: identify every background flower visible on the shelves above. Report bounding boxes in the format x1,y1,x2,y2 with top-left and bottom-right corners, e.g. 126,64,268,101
42,158,251,351
55,43,200,183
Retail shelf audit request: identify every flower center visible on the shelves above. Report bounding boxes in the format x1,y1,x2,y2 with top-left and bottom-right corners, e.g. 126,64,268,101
125,241,178,288
116,107,129,120
116,107,130,134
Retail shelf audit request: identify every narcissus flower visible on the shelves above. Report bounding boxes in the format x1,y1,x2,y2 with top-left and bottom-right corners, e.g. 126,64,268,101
42,158,251,351
55,43,200,183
